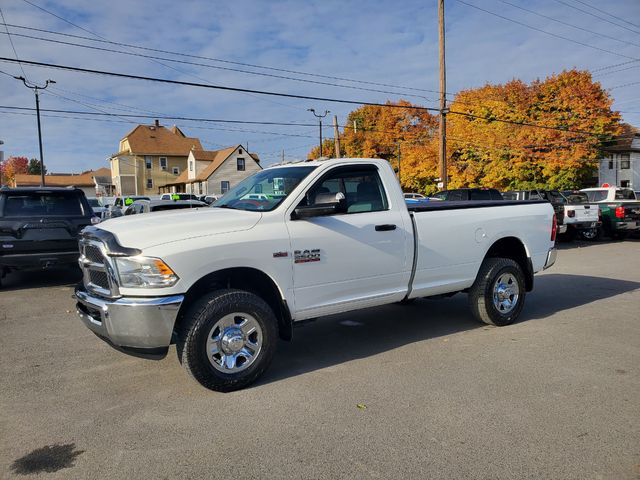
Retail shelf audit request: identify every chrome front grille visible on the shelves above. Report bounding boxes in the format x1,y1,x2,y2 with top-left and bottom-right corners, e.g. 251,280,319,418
79,238,119,298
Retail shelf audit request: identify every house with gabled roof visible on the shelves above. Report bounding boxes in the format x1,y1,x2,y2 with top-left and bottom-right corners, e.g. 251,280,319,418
12,167,112,197
598,123,640,190
174,144,261,196
109,120,203,195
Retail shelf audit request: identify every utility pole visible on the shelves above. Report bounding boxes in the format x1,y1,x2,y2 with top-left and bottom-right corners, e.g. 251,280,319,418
333,115,341,158
281,149,285,164
15,76,55,187
308,108,329,158
397,142,401,184
438,0,448,190
0,140,4,187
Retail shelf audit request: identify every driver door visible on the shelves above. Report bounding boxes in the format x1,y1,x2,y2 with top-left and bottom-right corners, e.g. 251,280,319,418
286,164,412,319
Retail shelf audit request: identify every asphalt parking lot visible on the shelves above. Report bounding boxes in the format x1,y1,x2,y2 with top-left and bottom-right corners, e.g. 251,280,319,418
1,239,639,479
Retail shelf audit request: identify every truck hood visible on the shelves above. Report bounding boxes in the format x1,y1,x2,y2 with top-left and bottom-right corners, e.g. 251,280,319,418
97,208,261,249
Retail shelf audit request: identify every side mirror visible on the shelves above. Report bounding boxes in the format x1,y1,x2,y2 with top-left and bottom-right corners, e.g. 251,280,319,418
292,192,346,219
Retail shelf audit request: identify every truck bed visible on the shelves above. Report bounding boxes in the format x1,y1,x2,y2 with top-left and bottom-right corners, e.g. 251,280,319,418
406,200,545,212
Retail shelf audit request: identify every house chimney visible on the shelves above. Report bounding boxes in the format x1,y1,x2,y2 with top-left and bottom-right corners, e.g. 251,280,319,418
155,119,160,127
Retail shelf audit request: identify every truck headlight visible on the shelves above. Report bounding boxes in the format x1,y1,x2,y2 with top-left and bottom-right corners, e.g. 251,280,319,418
114,256,179,288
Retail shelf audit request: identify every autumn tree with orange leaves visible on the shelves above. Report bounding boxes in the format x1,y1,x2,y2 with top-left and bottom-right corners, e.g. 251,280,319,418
308,70,621,194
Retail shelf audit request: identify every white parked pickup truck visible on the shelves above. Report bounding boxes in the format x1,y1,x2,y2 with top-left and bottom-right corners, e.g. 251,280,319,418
75,159,557,391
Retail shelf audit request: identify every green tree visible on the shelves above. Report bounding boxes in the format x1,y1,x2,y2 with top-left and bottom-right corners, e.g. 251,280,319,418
27,158,47,175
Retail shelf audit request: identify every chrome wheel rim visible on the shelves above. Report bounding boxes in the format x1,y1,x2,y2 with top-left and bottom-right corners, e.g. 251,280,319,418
206,313,262,373
492,273,519,314
582,229,597,239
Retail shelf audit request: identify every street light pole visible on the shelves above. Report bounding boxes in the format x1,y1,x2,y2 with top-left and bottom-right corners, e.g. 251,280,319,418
308,108,329,158
15,76,55,186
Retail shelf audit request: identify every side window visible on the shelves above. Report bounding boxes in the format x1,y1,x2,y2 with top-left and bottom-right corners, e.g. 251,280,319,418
305,167,388,214
470,189,491,200
448,190,464,201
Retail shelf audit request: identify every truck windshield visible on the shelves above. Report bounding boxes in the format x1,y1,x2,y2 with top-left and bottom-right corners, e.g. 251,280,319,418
212,166,317,211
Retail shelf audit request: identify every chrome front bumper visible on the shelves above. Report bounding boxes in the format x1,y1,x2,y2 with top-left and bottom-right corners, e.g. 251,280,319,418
75,286,184,350
544,248,557,270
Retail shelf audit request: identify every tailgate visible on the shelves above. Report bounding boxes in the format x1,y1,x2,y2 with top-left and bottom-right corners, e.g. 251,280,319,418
623,204,640,222
0,218,89,255
572,205,599,223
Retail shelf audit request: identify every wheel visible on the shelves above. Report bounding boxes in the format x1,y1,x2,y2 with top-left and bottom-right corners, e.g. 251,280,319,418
468,258,526,326
579,227,601,241
177,289,278,392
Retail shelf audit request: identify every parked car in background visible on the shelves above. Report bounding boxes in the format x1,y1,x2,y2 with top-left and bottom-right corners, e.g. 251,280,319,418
0,187,99,287
160,193,199,201
503,190,567,235
87,197,109,220
580,187,640,239
106,196,151,218
561,190,602,240
201,195,219,205
404,192,426,200
433,188,503,201
123,199,207,215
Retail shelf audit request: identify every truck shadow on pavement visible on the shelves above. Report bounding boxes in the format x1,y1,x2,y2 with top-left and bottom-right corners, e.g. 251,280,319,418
0,267,82,292
261,273,640,385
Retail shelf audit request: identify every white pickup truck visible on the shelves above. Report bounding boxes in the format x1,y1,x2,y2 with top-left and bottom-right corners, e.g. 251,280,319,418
76,159,557,391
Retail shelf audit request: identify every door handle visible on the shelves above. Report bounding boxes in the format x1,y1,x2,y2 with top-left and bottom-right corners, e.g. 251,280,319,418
375,224,396,231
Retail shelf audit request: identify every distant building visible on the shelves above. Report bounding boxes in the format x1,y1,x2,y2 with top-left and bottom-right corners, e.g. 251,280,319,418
598,124,640,190
12,167,112,197
109,120,203,196
159,145,261,195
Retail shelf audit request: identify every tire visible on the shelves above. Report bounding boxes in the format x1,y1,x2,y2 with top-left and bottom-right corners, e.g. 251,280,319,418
177,289,278,392
579,227,601,241
468,258,526,326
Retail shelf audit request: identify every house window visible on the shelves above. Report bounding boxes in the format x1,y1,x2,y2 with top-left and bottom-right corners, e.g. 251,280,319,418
221,181,230,193
608,159,614,170
239,148,243,154
620,153,630,169
172,166,180,175
145,156,152,169
146,178,153,189
237,158,245,171
621,180,630,188
189,161,193,172
160,157,167,170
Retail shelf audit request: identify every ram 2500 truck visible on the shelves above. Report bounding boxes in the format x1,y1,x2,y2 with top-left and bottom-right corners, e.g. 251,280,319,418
75,159,557,391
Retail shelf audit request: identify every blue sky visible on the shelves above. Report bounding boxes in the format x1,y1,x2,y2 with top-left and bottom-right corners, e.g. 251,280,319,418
1,0,639,172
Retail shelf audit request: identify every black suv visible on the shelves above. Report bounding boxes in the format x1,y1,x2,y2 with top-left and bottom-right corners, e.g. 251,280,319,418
0,187,98,286
433,188,503,201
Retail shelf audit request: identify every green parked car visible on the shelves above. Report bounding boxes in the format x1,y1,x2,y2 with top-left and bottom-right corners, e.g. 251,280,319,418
580,187,640,240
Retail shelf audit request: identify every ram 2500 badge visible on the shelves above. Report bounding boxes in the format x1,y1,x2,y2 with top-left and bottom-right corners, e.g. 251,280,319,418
75,159,557,391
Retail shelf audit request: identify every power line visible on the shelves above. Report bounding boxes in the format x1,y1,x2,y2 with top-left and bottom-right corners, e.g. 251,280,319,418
569,0,640,30
0,57,622,139
0,30,438,102
591,59,639,73
496,0,640,49
0,55,441,112
551,0,640,36
609,81,640,90
7,18,441,96
0,8,27,79
0,104,318,126
455,0,640,61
